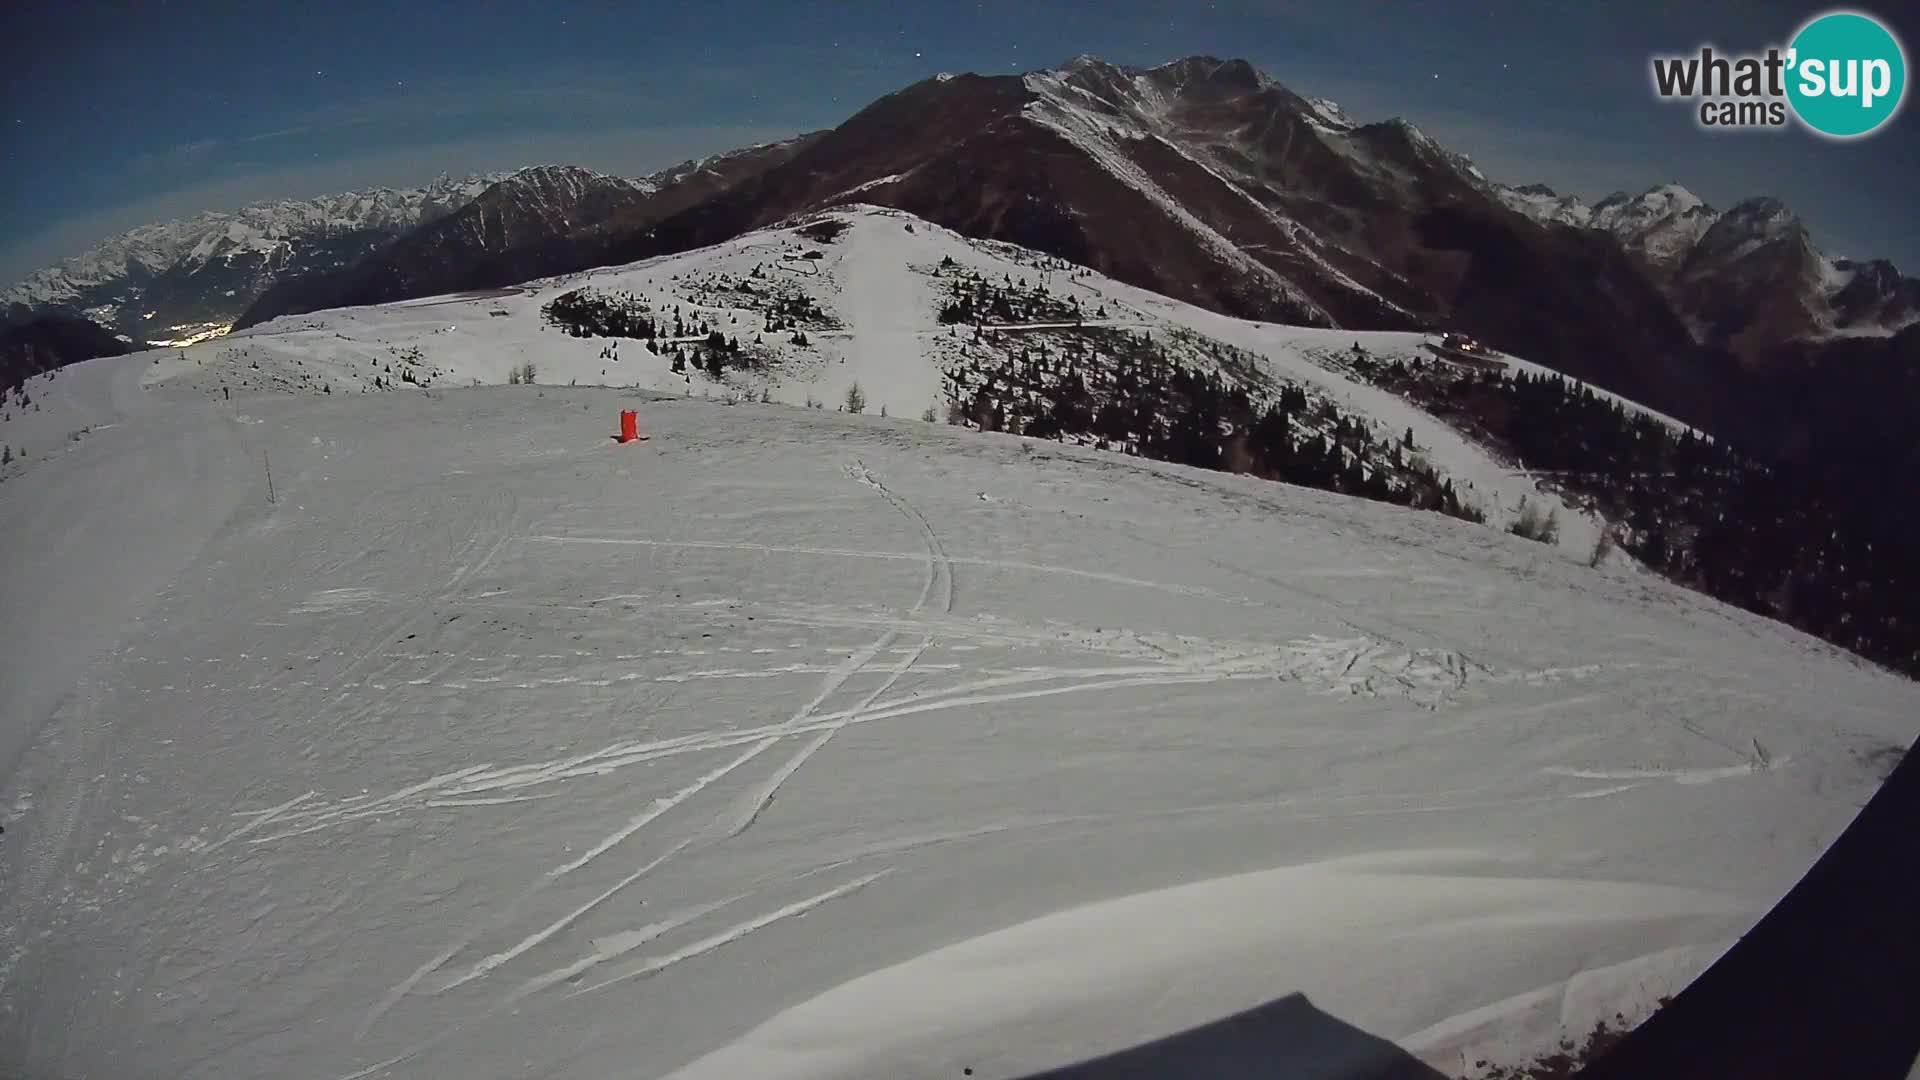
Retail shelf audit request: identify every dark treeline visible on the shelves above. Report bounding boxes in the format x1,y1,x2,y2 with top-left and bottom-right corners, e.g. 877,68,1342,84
541,288,659,340
1,315,133,395
543,287,774,378
704,265,835,331
1344,349,1919,677
761,293,827,332
945,328,1483,524
937,262,1084,326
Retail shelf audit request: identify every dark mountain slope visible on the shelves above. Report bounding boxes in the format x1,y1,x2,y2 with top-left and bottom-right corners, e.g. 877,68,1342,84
1,315,133,393
237,141,818,328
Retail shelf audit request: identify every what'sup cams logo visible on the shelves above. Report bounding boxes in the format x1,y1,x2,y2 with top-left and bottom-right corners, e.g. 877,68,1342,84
1651,9,1907,138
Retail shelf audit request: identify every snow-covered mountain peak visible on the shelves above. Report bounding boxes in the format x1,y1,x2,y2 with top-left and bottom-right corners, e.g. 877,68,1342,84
1645,182,1705,212
1017,64,1351,325
1348,116,1490,189
645,137,809,186
504,163,651,190
1586,184,1723,276
1495,183,1594,227
1150,55,1273,92
1024,65,1149,133
1715,195,1798,233
1061,53,1120,74
1384,116,1435,147
488,165,656,208
1303,96,1357,131
1679,197,1813,279
1036,54,1282,112
1590,184,1714,225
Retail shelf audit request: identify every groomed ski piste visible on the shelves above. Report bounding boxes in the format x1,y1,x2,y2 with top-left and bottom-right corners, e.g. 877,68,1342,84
2,207,1916,1079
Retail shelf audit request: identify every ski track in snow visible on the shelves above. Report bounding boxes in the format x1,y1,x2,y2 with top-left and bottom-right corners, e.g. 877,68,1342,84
225,625,1502,849
353,462,953,1037
502,892,746,1006
356,738,780,1034
431,837,703,995
719,461,957,840
568,869,894,998
338,870,892,1080
270,454,1512,1056
1543,760,1782,786
523,535,1247,604
200,789,315,852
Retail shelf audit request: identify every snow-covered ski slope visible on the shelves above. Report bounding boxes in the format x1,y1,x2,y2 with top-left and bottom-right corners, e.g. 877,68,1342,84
153,205,1679,560
3,341,1917,1079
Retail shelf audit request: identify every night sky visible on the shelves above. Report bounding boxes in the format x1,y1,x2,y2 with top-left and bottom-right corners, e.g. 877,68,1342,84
3,0,1915,283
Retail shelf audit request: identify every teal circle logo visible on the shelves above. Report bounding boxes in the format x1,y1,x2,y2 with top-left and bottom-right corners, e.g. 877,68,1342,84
1786,10,1907,138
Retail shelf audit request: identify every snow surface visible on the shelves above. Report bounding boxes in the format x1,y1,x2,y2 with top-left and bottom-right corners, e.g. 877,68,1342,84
5,209,1918,1079
670,855,1743,1079
0,358,254,778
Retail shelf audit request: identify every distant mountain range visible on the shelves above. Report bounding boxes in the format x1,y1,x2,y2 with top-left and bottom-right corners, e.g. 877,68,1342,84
7,54,1918,472
1,142,819,345
2,174,502,343
236,141,817,326
1495,182,1920,358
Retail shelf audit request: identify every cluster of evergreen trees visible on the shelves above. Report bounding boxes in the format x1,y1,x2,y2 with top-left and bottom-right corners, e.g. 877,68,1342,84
541,288,659,340
361,344,433,389
944,329,1482,524
544,278,835,350
937,269,1082,326
763,294,827,332
796,219,849,244
1343,350,1920,677
665,330,754,380
0,364,63,417
704,270,833,331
